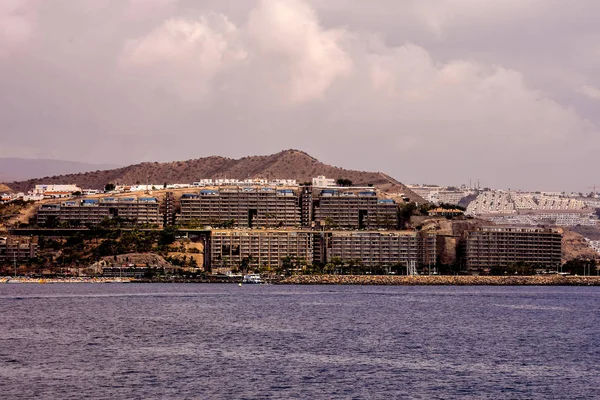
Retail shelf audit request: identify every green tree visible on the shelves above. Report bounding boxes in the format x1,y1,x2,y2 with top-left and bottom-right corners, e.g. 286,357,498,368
398,202,417,229
159,226,178,247
104,183,116,192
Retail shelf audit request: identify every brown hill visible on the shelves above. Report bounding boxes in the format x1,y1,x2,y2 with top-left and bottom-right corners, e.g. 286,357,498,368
5,150,423,201
0,183,12,193
562,229,600,263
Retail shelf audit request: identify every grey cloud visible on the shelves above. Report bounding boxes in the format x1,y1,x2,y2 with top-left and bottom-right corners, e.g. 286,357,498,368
0,0,598,192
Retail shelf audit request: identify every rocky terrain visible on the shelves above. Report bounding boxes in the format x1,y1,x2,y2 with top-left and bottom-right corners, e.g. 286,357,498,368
282,275,600,285
562,229,600,263
87,253,174,274
4,150,423,201
419,217,494,265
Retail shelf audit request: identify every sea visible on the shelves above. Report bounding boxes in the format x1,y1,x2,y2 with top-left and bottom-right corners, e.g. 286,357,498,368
0,284,599,399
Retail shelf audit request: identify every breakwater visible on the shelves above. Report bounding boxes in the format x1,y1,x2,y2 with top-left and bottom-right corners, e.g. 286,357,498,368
281,275,600,286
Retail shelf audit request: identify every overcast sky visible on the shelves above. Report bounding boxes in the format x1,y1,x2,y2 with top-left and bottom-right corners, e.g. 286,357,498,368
1,0,599,192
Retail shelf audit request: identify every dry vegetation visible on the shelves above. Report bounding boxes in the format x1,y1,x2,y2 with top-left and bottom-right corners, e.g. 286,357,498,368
562,229,600,263
5,150,424,201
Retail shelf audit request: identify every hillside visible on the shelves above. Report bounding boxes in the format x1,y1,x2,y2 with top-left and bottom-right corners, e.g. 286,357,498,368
5,150,423,201
562,229,600,263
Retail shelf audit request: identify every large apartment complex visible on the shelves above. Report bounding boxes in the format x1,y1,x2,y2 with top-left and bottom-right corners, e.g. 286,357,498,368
0,236,38,263
36,197,162,226
209,229,437,270
179,188,301,228
210,230,314,270
178,187,399,229
465,226,562,269
313,189,398,229
29,178,568,272
316,231,437,268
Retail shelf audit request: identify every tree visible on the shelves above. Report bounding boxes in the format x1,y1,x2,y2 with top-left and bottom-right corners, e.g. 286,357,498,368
104,183,115,192
336,178,353,187
398,202,417,229
159,226,178,247
240,256,253,274
562,258,597,275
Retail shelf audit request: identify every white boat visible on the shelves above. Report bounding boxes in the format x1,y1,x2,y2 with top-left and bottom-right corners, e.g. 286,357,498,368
242,274,263,284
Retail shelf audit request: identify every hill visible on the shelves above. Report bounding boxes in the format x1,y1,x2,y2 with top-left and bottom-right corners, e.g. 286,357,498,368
5,150,422,201
0,158,120,183
562,229,600,263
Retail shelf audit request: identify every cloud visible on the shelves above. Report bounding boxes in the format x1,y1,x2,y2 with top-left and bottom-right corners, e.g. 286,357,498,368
580,85,600,101
0,0,599,191
412,0,544,35
119,0,352,104
0,0,35,58
120,14,246,101
246,0,352,103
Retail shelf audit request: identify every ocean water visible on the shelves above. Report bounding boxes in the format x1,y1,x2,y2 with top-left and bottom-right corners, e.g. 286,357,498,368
0,284,599,399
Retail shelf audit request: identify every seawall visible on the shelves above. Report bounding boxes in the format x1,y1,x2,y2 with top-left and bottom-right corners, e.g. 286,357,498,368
280,275,600,286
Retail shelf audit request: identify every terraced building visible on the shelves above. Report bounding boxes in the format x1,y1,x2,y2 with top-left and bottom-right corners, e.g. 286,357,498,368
178,188,301,228
210,230,314,270
315,231,437,269
36,197,161,226
465,226,562,269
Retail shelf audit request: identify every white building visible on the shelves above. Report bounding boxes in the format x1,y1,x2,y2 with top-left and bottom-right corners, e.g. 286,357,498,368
33,184,81,195
312,176,336,187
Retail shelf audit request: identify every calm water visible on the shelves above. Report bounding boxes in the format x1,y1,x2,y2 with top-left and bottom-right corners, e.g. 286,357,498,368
0,284,599,399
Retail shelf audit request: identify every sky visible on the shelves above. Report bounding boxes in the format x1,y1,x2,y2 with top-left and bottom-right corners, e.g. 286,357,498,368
1,0,599,192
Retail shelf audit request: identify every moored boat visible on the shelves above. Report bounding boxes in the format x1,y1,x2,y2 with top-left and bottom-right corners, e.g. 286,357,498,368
242,273,263,284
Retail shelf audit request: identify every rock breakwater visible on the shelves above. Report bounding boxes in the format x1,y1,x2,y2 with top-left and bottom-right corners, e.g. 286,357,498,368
281,275,600,286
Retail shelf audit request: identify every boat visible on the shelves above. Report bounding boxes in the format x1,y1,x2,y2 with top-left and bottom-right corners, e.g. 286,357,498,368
242,273,263,284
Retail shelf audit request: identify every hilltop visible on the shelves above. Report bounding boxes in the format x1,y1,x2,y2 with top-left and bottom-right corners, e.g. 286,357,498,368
5,150,422,201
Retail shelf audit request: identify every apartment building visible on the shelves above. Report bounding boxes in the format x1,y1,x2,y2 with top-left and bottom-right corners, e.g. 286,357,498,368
210,230,314,270
36,197,161,226
465,226,562,269
178,186,400,230
160,192,178,226
313,189,399,229
317,231,437,268
0,236,37,263
178,188,302,228
32,184,81,195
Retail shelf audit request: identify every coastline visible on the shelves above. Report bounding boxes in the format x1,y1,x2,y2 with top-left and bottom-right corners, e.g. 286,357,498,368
3,275,600,285
280,275,600,286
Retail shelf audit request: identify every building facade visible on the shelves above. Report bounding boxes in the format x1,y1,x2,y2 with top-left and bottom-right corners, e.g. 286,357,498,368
0,236,38,263
316,231,436,268
465,226,562,269
178,186,399,230
313,189,399,229
36,197,161,226
210,230,314,270
178,188,302,228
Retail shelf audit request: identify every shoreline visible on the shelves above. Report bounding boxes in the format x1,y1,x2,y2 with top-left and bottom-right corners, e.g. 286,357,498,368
280,275,600,286
3,275,600,285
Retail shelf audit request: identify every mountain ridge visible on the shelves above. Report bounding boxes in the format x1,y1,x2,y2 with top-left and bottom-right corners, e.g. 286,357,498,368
4,150,422,201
